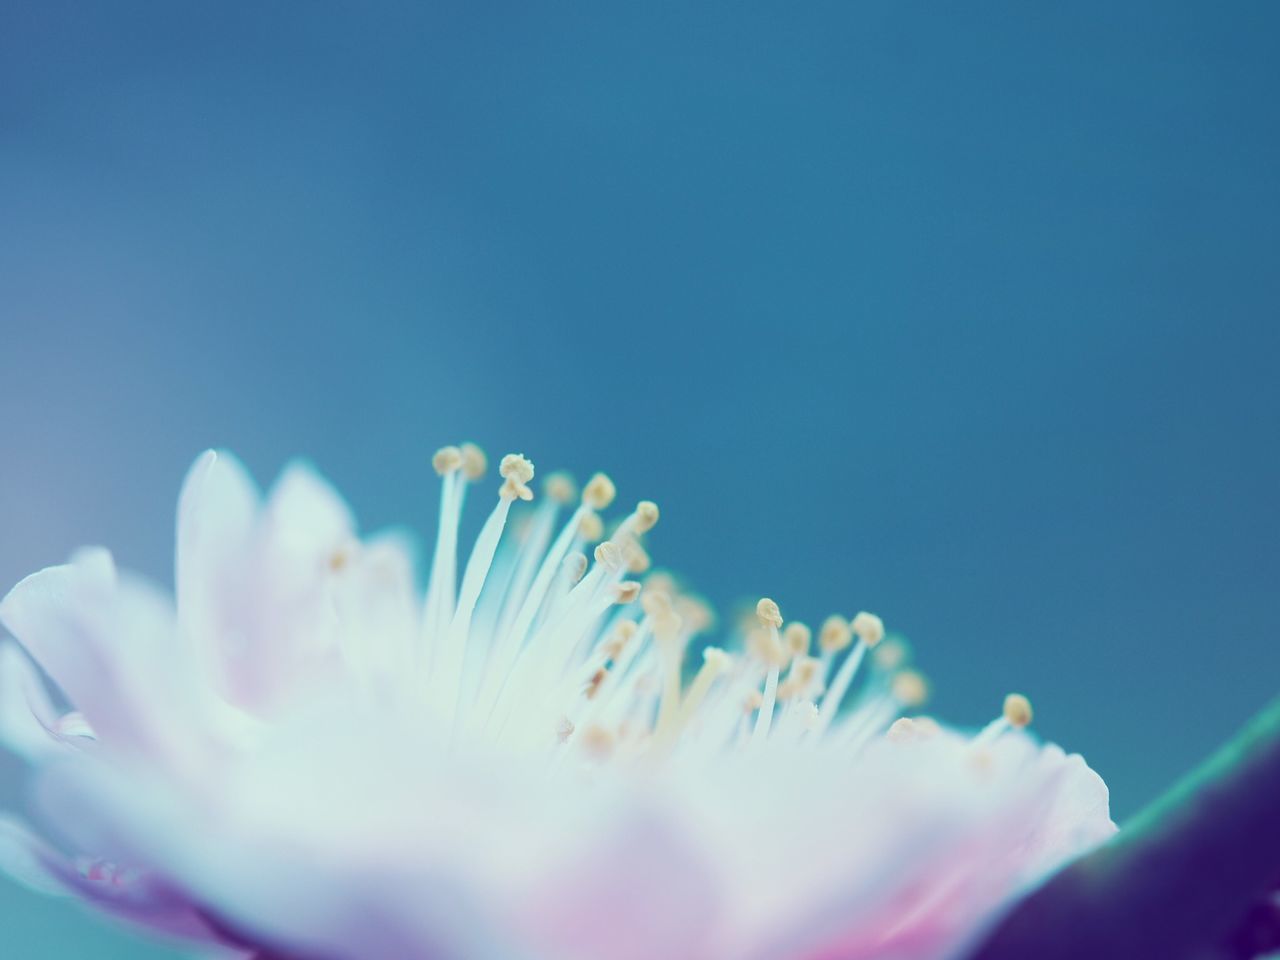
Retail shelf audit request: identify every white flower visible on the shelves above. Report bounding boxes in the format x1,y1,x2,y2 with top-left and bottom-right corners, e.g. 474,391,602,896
0,447,1115,960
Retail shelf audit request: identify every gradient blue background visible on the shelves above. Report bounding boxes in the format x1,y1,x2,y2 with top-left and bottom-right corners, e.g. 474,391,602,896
2,3,1277,957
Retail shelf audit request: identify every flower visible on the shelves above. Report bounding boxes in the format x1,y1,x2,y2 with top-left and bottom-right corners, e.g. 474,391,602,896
0,446,1115,960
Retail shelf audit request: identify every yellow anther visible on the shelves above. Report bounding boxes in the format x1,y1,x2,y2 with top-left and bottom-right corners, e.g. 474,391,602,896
577,511,604,543
633,500,660,534
498,453,534,483
818,615,853,654
1003,693,1033,728
613,581,642,605
460,443,487,480
851,611,884,647
432,445,463,475
756,597,783,628
582,472,617,510
783,621,811,658
543,471,577,504
891,669,929,708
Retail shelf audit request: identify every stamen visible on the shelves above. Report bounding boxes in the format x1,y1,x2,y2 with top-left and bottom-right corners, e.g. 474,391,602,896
675,595,715,637
756,597,783,628
626,541,652,574
432,446,463,475
460,443,488,481
499,453,535,483
751,598,785,741
421,455,466,671
565,552,589,585
1003,693,1033,728
891,669,929,708
778,655,822,700
644,571,679,599
634,500,660,534
819,615,853,654
498,453,535,501
675,647,732,731
431,460,527,726
577,511,604,543
593,541,625,572
543,471,577,504
582,472,617,511
973,693,1034,746
783,621,812,659
579,724,616,762
813,629,876,737
873,637,907,671
851,611,885,647
650,598,686,742
598,620,638,661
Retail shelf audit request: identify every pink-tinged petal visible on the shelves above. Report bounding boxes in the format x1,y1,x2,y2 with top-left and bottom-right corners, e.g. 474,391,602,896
781,736,1115,960
34,754,531,960
1014,745,1117,878
0,813,235,947
515,802,723,960
1,446,1123,960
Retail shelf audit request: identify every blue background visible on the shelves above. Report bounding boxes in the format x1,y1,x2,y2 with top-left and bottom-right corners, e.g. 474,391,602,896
1,3,1277,957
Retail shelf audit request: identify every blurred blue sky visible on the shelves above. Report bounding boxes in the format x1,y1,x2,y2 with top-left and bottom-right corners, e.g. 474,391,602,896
1,3,1278,957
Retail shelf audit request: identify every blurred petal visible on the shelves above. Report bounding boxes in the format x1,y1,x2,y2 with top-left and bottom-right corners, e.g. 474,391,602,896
0,642,66,761
0,816,67,895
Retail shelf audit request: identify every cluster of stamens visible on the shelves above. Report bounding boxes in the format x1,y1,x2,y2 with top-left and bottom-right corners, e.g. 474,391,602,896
402,444,1035,766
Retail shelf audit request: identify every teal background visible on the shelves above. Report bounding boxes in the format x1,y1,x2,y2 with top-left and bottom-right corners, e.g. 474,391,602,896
1,3,1277,957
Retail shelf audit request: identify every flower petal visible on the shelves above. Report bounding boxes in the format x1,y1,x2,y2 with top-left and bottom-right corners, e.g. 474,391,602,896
0,816,68,896
0,550,209,763
175,449,261,690
0,642,66,761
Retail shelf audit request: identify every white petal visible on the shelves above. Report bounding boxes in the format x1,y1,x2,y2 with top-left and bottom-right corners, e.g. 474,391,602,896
0,816,67,895
0,643,65,761
0,551,203,761
264,460,355,574
175,449,260,679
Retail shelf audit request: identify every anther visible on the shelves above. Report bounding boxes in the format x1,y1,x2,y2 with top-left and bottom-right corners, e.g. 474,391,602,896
543,471,577,504
594,540,624,572
783,621,811,659
498,453,535,501
565,552,589,584
892,669,929,708
613,581,642,605
873,638,907,671
460,443,487,480
756,597,783,628
626,541,652,574
851,611,884,647
633,500,660,534
499,453,535,483
577,511,604,542
582,472,617,510
818,615,853,654
1003,693,1033,728
432,445,463,475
